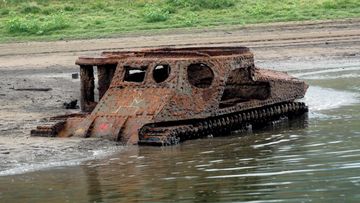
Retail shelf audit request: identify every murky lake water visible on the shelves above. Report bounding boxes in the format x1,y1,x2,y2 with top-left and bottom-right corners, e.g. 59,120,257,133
0,61,359,202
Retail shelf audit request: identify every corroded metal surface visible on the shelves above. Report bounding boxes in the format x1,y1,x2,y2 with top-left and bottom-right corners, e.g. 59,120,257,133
31,47,308,145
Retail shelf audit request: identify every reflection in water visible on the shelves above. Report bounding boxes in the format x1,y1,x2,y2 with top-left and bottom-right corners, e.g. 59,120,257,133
86,167,103,203
80,116,308,202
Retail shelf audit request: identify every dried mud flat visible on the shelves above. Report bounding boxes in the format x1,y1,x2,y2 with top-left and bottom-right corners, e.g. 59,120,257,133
0,19,359,175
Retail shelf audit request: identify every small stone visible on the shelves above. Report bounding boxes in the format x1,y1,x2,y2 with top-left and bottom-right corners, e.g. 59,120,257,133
72,73,79,79
63,99,78,109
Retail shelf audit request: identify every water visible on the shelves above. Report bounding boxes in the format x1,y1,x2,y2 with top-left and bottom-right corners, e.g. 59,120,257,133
1,63,360,203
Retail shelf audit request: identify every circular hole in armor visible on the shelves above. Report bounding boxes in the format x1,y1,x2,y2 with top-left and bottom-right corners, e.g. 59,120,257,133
187,63,214,88
153,64,171,83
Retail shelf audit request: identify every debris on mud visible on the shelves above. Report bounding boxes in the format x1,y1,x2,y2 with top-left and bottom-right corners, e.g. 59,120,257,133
63,99,79,109
14,87,52,92
72,73,79,79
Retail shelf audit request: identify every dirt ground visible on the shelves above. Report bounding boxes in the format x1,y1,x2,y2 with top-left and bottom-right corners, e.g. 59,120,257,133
0,19,359,174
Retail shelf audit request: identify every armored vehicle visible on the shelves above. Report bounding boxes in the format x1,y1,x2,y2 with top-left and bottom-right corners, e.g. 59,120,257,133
31,47,308,145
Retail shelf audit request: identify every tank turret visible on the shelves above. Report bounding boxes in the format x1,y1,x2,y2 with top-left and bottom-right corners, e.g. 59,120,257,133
31,47,308,145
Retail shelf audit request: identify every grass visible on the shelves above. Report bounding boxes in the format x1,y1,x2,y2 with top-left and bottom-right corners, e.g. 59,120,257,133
5,14,69,35
0,0,359,43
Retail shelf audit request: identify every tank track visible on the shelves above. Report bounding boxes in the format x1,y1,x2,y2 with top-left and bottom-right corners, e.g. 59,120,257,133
138,102,308,146
30,120,66,137
30,113,84,137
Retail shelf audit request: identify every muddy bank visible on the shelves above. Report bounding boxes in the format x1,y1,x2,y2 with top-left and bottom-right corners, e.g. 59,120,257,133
0,19,359,175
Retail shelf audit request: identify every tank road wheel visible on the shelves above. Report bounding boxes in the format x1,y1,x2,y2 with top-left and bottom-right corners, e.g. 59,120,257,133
212,119,218,129
208,120,214,132
203,121,209,130
298,102,303,110
276,106,281,115
197,122,204,136
171,132,180,145
203,121,210,134
287,103,292,112
217,118,224,134
181,127,190,139
260,109,266,121
265,108,271,117
222,117,230,134
231,115,238,129
196,123,203,135
282,104,287,114
270,107,275,117
239,113,246,123
221,118,227,130
211,119,218,135
180,127,187,137
212,119,218,135
195,126,202,137
253,110,259,120
218,118,223,126
236,114,243,129
296,102,304,113
237,114,243,124
265,108,270,117
173,128,181,139
225,117,230,126
226,117,231,132
240,113,246,122
246,112,251,121
250,111,255,120
165,133,173,146
239,113,243,122
186,127,194,139
289,103,294,112
229,116,235,128
207,120,213,135
294,103,299,112
193,126,199,135
185,127,192,139
281,104,287,114
257,110,262,120
216,119,223,134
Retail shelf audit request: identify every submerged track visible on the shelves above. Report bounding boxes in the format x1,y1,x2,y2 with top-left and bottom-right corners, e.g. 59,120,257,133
139,102,308,145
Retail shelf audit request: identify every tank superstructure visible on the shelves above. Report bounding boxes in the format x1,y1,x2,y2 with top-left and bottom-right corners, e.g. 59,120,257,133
31,47,308,145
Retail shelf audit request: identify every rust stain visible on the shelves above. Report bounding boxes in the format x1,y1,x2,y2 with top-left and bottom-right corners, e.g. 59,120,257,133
31,47,309,146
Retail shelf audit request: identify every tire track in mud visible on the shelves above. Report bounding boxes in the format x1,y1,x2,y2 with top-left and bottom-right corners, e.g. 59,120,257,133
0,19,359,57
1,20,359,69
1,31,359,57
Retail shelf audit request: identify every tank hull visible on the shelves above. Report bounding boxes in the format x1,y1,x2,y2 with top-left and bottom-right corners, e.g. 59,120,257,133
31,47,309,145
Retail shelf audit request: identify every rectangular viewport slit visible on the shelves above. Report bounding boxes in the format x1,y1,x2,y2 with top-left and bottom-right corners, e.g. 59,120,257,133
123,66,147,83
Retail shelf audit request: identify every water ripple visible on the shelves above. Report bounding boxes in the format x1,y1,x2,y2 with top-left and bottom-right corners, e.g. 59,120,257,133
206,169,320,179
304,86,359,112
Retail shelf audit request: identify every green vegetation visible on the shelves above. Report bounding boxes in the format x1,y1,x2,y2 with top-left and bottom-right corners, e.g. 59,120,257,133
0,0,359,42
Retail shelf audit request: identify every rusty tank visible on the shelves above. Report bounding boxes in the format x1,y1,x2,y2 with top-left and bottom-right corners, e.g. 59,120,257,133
31,46,308,145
